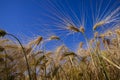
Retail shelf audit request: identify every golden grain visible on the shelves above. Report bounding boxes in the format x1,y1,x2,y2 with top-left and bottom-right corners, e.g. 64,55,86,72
67,24,80,32
93,21,105,30
49,35,60,40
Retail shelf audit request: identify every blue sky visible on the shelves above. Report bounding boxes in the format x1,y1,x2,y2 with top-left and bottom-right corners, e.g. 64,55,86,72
0,0,120,51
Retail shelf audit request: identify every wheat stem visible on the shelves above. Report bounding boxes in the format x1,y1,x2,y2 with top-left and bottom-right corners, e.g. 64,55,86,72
7,33,32,80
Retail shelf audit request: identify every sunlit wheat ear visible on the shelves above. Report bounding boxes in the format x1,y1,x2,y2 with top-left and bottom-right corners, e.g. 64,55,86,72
67,24,80,32
33,50,44,57
93,20,106,30
0,29,7,37
35,55,46,66
64,52,76,56
35,36,43,45
55,45,68,58
48,35,60,40
60,52,76,60
28,36,43,47
79,26,85,34
56,45,65,53
56,45,64,57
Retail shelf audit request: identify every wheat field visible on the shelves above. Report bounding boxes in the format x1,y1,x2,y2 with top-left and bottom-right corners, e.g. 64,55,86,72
0,0,120,80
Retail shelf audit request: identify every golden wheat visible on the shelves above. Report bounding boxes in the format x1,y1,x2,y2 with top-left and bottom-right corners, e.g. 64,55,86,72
93,21,106,30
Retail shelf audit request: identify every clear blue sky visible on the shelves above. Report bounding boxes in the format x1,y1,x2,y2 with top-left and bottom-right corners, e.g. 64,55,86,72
0,0,120,51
